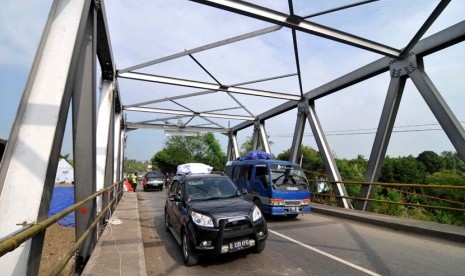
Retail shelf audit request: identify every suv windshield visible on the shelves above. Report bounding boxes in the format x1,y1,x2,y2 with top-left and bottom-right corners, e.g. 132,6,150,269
270,164,308,186
186,177,238,201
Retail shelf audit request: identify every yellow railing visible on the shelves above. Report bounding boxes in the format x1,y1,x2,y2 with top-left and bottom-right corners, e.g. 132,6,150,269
0,180,125,275
310,178,465,212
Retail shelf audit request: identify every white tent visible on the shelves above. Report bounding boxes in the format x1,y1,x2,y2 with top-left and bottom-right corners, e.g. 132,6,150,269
56,158,74,183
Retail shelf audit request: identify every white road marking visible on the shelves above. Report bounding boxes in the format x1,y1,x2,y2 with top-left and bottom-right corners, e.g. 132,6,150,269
268,229,381,276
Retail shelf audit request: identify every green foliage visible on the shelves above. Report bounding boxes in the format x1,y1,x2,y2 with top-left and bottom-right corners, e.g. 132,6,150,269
151,133,226,174
371,190,406,217
274,146,465,226
335,155,367,197
239,135,273,156
379,155,427,184
440,151,465,172
374,156,465,226
60,154,74,167
123,158,151,174
417,151,442,174
276,145,325,175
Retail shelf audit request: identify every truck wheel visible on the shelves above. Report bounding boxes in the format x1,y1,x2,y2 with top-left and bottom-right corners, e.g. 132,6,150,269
182,231,198,266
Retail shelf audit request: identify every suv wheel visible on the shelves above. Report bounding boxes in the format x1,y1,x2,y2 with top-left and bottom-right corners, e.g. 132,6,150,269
182,231,198,266
164,211,170,232
253,240,266,253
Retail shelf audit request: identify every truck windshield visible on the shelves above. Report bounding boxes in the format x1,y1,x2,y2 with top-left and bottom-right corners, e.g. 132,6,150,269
270,164,308,187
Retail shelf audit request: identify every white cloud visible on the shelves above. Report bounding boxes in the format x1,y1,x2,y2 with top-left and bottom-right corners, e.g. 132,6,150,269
0,1,51,67
1,0,463,161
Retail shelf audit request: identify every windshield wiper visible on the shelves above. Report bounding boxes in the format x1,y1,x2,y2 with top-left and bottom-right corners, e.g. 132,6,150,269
205,196,222,201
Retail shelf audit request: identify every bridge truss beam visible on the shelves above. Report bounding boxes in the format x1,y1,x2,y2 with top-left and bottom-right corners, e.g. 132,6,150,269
0,0,122,274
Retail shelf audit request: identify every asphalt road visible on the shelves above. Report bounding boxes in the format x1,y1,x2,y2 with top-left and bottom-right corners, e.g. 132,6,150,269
137,189,465,276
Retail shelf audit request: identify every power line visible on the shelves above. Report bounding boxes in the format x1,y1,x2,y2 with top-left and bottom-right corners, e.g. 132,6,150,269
270,121,465,138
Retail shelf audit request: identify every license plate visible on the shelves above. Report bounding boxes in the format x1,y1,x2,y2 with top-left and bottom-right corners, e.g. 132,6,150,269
288,207,297,211
229,240,250,251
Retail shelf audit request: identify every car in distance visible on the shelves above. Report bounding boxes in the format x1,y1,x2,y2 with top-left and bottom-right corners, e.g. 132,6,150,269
143,171,165,191
164,163,268,266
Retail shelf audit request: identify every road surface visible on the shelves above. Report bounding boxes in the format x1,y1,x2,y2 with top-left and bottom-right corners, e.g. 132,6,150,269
137,189,465,275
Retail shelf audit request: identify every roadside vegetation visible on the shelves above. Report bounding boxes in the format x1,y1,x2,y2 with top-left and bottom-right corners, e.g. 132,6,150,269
278,146,465,227
143,133,465,226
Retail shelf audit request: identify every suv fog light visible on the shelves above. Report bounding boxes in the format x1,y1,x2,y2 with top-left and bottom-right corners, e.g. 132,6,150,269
201,240,211,247
221,245,229,254
258,231,264,237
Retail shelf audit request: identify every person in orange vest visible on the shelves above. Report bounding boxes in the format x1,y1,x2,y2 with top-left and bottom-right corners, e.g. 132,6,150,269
130,172,138,192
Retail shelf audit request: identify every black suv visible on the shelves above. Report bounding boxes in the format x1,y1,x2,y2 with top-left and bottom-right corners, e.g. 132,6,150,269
164,172,268,266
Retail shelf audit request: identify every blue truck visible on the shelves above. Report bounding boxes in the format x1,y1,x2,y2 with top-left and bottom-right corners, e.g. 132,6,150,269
225,156,311,218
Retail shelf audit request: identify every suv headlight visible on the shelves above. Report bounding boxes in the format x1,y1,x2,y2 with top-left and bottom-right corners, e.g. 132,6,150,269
252,205,262,222
191,211,214,227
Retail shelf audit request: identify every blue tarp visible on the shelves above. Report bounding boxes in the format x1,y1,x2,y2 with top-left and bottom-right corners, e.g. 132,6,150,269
237,150,273,161
49,187,75,227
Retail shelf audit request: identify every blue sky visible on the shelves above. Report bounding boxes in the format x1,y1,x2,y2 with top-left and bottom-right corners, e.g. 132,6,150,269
1,0,464,162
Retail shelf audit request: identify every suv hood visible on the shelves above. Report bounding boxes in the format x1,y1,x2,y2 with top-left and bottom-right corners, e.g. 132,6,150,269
190,197,254,220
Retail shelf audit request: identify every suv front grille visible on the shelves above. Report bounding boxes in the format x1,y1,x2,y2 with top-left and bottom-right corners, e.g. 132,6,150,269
222,218,253,239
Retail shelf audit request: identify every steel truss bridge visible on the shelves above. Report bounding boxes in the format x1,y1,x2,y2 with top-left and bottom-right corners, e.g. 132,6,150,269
0,0,464,274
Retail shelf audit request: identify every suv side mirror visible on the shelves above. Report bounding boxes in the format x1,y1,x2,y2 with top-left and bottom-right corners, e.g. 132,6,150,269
169,193,182,202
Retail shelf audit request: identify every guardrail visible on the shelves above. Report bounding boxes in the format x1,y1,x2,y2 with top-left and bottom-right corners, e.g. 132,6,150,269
310,178,465,213
0,180,124,275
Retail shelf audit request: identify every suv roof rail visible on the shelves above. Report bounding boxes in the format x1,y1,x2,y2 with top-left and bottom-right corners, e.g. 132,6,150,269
175,171,225,176
211,171,226,176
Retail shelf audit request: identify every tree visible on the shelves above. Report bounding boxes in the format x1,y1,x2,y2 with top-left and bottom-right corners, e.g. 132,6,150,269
417,151,442,174
124,158,150,175
276,145,325,175
151,133,226,173
441,151,465,173
336,155,367,182
60,153,73,167
239,135,273,156
379,155,427,184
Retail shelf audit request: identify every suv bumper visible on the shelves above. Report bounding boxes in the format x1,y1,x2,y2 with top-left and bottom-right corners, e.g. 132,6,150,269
186,217,267,255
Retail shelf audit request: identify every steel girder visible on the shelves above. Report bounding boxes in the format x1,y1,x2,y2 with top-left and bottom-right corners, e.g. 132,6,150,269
96,79,115,216
226,132,240,161
251,121,271,153
357,77,407,211
190,0,400,57
72,5,98,265
298,101,352,209
0,0,121,272
410,65,465,160
289,102,307,163
0,1,92,274
232,20,465,133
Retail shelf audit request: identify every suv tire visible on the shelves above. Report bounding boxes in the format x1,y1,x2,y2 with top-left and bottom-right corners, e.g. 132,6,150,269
253,240,266,253
164,211,170,232
182,231,198,266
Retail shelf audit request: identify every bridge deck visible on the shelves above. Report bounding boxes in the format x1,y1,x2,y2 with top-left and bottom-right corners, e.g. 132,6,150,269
82,192,146,276
82,192,465,275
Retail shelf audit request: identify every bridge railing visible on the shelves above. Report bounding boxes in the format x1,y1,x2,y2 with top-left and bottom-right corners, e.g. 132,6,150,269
310,177,465,213
0,180,125,275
